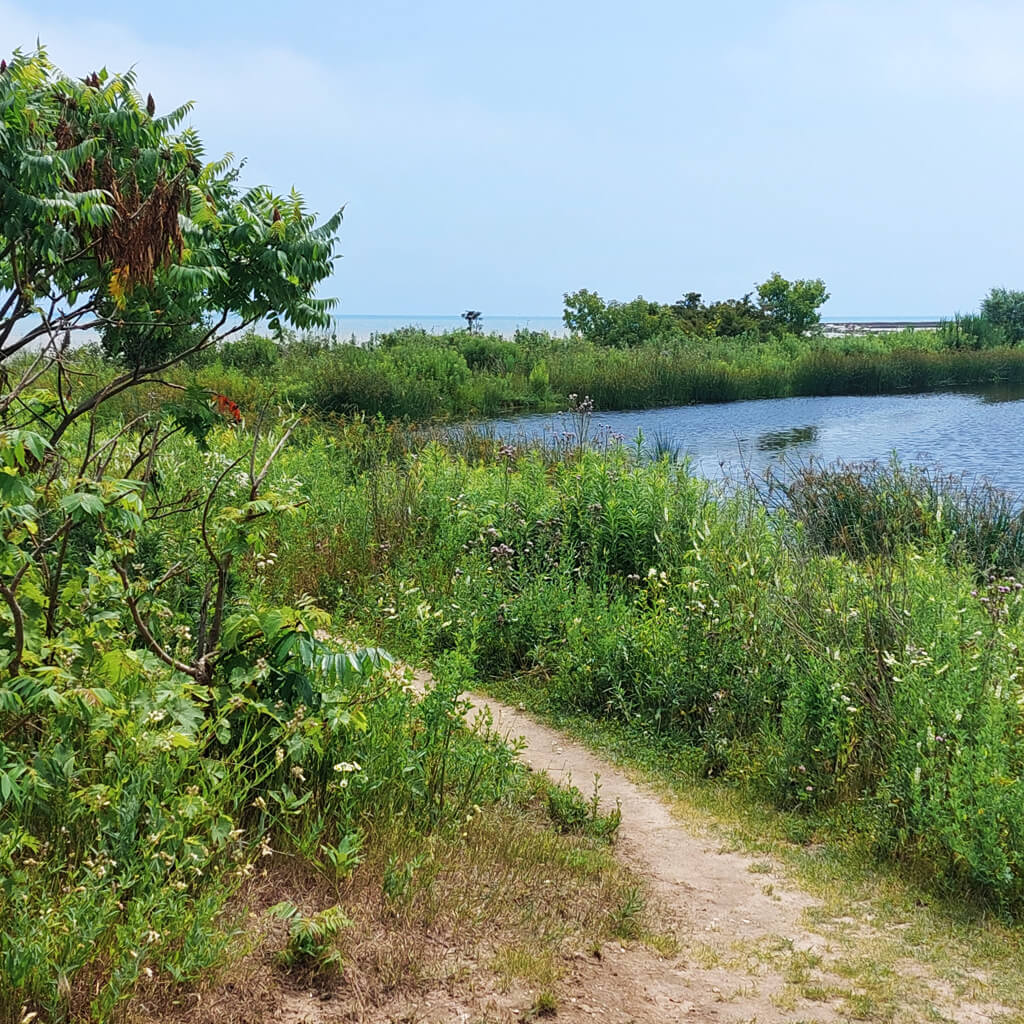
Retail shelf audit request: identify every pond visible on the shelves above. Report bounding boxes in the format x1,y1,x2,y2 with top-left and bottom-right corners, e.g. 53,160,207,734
482,384,1024,496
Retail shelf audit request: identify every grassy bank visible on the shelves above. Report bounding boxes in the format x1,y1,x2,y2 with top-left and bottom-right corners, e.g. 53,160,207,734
177,325,1024,421
236,419,1024,914
0,408,631,1022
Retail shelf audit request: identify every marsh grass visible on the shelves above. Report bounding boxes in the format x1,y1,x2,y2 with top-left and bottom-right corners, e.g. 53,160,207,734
117,325,1024,424
769,457,1024,573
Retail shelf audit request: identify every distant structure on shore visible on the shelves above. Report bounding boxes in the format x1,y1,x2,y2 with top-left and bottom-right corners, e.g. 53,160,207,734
822,320,940,337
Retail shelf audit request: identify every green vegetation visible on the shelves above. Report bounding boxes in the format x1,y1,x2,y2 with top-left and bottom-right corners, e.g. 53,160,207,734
0,50,631,1022
170,321,1024,423
755,271,830,335
171,275,1024,422
253,422,1024,915
561,272,829,344
981,287,1024,345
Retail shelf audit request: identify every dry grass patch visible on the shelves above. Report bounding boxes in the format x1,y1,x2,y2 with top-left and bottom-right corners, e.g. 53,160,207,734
132,786,647,1024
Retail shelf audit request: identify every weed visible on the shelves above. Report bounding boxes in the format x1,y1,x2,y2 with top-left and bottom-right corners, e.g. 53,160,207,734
382,853,429,906
545,775,622,841
609,884,646,940
267,901,351,974
527,990,558,1018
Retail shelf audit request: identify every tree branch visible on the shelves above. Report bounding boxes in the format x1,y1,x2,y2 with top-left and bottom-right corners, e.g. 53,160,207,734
113,562,198,678
0,580,26,678
45,311,248,446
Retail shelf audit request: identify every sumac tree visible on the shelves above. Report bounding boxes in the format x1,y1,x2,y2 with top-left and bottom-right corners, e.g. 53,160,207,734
0,47,342,442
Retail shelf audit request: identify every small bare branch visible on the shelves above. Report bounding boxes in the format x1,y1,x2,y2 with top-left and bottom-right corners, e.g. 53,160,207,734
250,414,302,501
113,562,198,678
0,579,26,678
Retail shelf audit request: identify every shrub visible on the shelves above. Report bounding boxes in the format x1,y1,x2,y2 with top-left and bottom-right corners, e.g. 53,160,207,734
981,287,1024,345
218,332,281,371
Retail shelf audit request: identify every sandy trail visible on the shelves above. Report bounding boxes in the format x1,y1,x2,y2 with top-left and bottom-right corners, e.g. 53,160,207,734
404,676,1007,1024
275,675,1009,1024
454,682,828,1024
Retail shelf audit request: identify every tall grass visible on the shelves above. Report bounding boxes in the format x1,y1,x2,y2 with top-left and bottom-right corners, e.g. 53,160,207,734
175,326,1024,423
766,458,1024,572
241,423,1024,913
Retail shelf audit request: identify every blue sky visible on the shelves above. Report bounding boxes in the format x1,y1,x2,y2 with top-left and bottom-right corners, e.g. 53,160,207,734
5,0,1024,317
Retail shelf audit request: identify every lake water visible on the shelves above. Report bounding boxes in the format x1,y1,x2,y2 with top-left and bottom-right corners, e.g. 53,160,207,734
482,385,1024,498
333,314,566,340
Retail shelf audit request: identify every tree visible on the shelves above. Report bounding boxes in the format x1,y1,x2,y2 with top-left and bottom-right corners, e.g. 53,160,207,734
563,289,674,347
755,272,829,336
0,47,344,683
563,288,611,339
980,287,1024,345
0,47,342,442
669,291,766,337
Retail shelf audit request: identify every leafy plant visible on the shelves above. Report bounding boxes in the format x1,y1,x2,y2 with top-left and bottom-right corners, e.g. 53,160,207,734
981,287,1024,345
545,776,622,841
268,901,351,973
608,884,646,940
1,46,341,446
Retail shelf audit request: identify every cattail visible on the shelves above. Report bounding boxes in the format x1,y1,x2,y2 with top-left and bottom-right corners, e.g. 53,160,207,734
146,93,155,116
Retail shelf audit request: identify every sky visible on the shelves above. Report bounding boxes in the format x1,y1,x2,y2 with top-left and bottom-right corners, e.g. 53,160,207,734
4,0,1024,317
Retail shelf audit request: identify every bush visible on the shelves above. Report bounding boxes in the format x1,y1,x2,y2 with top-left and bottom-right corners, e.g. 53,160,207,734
218,332,281,371
981,287,1024,345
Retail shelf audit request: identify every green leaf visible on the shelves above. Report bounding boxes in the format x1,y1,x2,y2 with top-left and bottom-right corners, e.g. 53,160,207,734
59,491,106,516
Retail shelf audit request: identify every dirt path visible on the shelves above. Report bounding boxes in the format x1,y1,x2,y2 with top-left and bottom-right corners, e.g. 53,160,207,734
431,679,1009,1024
457,685,826,1024
262,675,1010,1024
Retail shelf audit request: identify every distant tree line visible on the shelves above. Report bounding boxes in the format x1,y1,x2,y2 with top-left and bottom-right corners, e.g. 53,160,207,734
562,273,830,347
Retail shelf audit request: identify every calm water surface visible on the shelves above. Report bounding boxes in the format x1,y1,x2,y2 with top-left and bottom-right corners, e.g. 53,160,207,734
484,385,1024,497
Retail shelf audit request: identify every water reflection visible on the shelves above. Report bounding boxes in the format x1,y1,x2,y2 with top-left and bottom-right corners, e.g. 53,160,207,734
963,384,1024,405
756,425,818,452
482,387,1024,498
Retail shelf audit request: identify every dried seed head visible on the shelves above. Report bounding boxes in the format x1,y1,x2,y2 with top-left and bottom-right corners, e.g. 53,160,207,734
146,92,155,117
